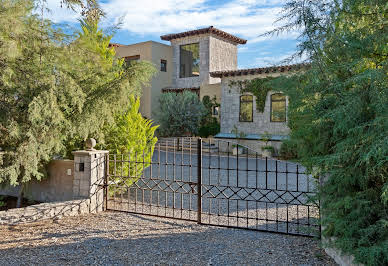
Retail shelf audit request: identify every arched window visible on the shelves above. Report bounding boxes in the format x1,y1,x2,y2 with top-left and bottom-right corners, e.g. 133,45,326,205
270,93,286,122
239,95,253,122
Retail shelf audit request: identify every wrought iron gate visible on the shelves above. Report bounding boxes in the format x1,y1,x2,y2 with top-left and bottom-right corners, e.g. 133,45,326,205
105,137,320,237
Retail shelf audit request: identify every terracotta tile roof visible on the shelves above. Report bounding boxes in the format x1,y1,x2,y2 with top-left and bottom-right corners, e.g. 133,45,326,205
209,63,309,78
108,43,125,47
161,87,200,94
160,26,247,45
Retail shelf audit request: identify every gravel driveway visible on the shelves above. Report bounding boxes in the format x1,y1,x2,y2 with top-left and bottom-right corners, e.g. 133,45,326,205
0,211,335,265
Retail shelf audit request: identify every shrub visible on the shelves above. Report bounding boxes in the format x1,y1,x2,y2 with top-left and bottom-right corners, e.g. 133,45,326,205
157,91,206,137
198,118,220,137
198,96,220,137
279,140,298,160
102,96,158,189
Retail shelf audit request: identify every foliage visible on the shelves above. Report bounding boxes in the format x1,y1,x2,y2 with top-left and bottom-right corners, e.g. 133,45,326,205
198,121,220,138
102,96,158,189
270,1,388,265
0,0,155,189
198,96,220,137
279,140,298,160
229,77,275,112
156,91,206,137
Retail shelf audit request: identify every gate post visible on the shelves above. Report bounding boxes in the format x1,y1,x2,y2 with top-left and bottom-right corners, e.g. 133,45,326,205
72,139,109,213
197,138,202,224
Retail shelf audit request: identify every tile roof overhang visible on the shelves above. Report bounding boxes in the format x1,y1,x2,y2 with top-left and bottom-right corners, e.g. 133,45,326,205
160,26,247,45
209,63,309,78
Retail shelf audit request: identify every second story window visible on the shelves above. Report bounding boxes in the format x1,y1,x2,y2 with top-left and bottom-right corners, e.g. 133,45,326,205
270,93,287,122
124,55,140,66
161,59,167,72
239,95,253,122
180,43,200,78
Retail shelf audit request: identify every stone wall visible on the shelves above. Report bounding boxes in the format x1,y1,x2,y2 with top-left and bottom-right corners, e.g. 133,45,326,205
208,35,238,84
219,73,291,136
0,148,108,225
0,199,97,225
171,33,239,89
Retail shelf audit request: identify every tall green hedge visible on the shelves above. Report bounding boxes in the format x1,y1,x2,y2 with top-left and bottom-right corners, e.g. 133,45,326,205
268,1,388,265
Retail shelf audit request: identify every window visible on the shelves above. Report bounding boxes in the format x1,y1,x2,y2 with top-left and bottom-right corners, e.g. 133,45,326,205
270,93,286,122
212,106,219,116
124,55,140,66
161,59,167,72
180,43,200,78
239,95,253,122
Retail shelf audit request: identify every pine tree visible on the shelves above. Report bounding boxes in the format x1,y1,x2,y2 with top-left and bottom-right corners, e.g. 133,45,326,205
267,1,388,265
0,0,155,206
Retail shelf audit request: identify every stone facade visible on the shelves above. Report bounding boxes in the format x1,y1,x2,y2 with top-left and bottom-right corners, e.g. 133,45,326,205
0,199,94,225
219,73,290,136
72,150,108,213
170,34,238,89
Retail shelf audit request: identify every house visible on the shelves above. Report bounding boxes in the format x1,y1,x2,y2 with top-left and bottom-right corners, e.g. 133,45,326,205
111,26,305,155
110,41,172,119
111,26,246,121
210,64,307,154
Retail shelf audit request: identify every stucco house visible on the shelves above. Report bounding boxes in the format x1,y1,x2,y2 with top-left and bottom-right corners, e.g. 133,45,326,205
110,41,172,119
111,26,304,155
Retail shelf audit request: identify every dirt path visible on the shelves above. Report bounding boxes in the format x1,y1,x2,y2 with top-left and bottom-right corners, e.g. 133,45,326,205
0,211,335,265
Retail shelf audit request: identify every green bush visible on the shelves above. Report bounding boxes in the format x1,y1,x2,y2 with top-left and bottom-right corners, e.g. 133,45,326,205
102,96,158,190
156,91,206,137
279,140,298,160
198,118,220,137
198,96,220,137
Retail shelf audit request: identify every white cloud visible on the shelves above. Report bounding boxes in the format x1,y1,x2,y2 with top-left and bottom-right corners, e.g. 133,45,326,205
44,0,295,42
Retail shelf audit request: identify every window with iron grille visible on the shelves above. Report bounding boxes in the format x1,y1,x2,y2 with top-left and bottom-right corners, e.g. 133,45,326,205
270,93,286,122
161,59,167,72
239,95,253,122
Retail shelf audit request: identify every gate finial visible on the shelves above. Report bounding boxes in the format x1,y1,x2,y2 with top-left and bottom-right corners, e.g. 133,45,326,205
85,138,96,151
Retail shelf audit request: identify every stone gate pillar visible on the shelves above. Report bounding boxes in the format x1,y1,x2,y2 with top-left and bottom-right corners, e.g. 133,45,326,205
72,139,108,213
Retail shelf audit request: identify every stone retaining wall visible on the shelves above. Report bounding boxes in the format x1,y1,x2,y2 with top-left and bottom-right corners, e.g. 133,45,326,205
0,199,100,225
0,148,108,225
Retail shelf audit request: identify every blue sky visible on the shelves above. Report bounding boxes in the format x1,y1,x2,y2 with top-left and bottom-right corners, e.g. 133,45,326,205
46,0,302,69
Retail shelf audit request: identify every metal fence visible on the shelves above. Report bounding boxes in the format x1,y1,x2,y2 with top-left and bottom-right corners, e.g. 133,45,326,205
105,137,320,237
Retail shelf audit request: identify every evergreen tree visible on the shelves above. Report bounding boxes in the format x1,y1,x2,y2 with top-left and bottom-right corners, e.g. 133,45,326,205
0,0,155,205
267,1,387,265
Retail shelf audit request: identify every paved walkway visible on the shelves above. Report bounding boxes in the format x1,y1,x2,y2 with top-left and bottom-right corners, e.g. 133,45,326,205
0,211,335,265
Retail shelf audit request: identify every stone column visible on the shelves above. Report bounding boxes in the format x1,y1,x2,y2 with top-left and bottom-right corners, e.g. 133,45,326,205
72,140,108,213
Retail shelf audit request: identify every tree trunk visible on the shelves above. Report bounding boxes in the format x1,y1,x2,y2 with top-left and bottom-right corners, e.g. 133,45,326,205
16,183,24,208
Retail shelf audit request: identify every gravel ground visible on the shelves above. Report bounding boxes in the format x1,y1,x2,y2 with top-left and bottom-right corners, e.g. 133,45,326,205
0,211,335,265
